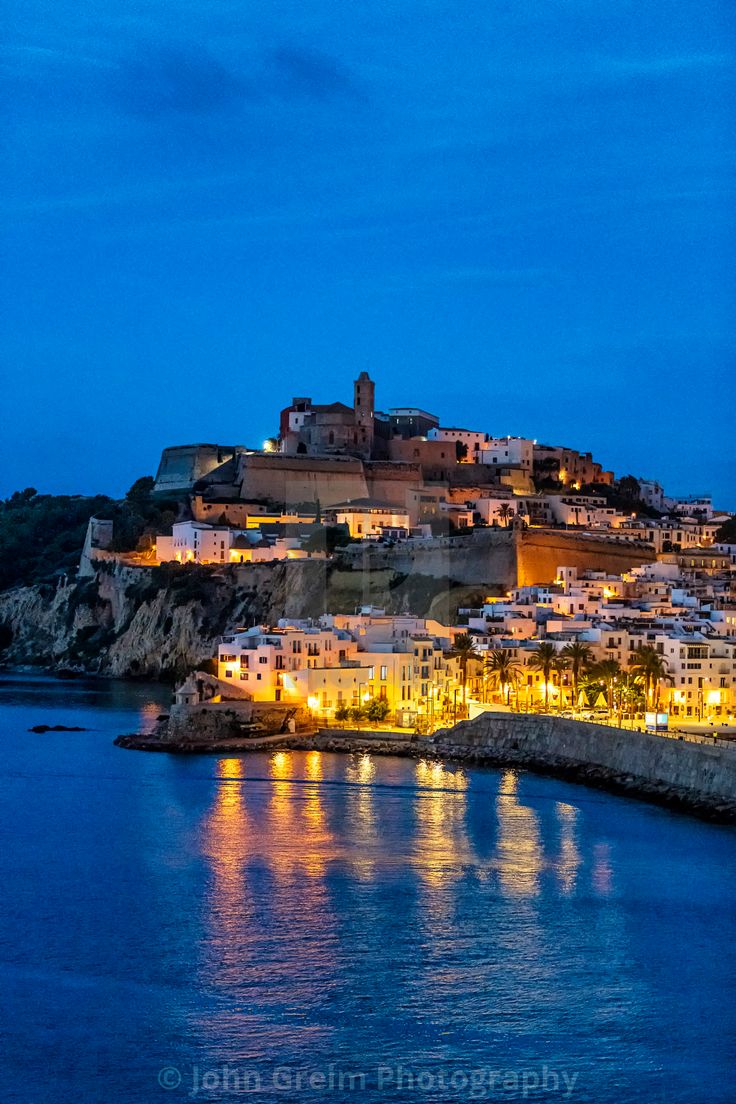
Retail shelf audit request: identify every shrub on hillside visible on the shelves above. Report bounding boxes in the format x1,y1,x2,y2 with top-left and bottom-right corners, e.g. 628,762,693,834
0,488,113,590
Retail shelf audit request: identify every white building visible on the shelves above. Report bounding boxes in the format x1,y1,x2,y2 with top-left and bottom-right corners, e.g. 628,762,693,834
666,495,714,519
616,518,721,553
545,494,627,528
156,522,245,564
638,479,665,511
472,493,553,527
218,624,361,699
478,436,534,473
332,500,410,539
216,614,460,724
658,632,736,720
156,522,324,564
427,426,487,459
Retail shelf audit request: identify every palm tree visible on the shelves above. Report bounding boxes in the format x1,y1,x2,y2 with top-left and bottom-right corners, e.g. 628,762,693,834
450,632,481,713
527,642,559,710
630,646,671,709
617,671,644,724
561,641,593,706
592,658,621,713
496,503,513,527
484,649,522,706
552,655,569,710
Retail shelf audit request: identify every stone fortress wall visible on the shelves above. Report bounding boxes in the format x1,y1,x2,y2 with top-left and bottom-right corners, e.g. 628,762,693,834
238,454,370,507
154,444,244,495
515,528,656,585
349,527,655,589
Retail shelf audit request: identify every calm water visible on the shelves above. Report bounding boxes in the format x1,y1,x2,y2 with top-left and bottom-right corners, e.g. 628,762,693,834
0,674,735,1103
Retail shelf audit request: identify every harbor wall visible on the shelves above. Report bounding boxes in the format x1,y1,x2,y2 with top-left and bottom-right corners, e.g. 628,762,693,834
427,712,736,814
116,705,736,819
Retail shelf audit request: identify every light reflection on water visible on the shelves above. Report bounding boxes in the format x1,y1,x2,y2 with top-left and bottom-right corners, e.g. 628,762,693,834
2,676,735,1103
344,754,377,881
199,757,253,990
194,749,629,1053
554,802,580,896
496,769,543,898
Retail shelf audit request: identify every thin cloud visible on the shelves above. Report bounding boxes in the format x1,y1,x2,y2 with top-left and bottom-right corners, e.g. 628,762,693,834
108,41,363,119
269,46,363,101
591,53,733,78
112,45,252,117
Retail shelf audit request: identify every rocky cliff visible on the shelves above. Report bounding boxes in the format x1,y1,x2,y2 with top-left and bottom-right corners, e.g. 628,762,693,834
0,561,315,679
0,526,653,682
0,558,482,680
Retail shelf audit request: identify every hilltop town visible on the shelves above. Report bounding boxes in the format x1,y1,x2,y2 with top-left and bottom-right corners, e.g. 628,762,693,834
69,372,736,734
88,371,729,565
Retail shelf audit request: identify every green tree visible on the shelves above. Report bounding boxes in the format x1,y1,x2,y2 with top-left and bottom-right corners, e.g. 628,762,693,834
716,516,736,543
7,488,38,507
365,698,390,724
484,648,522,706
125,475,155,503
334,704,350,727
527,642,559,709
348,704,366,727
302,525,350,554
0,490,113,590
451,632,481,711
630,646,671,709
496,503,513,527
592,658,622,712
616,475,642,503
561,641,593,705
618,671,644,720
552,654,569,710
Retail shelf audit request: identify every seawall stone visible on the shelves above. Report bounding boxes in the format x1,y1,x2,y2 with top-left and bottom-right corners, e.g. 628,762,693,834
427,712,736,820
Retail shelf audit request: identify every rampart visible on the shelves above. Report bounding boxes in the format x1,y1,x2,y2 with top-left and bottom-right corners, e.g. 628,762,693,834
153,444,243,495
238,454,369,507
344,527,655,589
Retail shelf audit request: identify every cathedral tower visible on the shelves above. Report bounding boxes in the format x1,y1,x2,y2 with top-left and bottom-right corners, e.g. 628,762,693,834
353,371,375,457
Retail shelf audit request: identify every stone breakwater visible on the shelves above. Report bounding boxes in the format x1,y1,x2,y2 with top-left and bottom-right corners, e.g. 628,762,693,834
116,708,736,823
115,699,309,752
423,712,736,823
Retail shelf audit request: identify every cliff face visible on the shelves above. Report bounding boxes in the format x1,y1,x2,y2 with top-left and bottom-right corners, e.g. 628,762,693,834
0,559,474,680
1,526,648,681
0,561,333,680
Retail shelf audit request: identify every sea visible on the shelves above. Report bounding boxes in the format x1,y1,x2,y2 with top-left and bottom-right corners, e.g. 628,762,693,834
0,673,734,1103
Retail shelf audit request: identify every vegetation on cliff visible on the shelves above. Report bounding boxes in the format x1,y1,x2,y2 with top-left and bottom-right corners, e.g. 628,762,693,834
98,477,179,554
587,476,662,519
0,480,179,592
0,488,112,590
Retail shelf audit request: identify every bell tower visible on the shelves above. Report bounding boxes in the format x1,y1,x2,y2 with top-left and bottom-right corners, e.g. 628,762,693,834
353,371,375,458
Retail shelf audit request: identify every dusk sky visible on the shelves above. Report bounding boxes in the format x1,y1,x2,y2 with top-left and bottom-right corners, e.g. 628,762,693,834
3,1,734,504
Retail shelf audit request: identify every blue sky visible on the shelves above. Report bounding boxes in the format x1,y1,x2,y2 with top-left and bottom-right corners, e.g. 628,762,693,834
2,1,734,504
